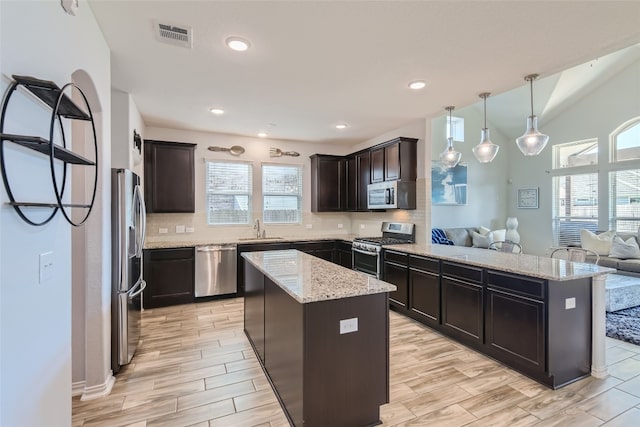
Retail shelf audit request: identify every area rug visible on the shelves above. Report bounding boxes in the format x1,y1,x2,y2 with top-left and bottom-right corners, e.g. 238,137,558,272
606,305,640,345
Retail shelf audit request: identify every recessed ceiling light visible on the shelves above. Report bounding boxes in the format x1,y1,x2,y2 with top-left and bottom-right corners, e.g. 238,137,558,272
408,80,427,90
209,108,225,115
226,36,250,52
257,132,268,138
335,123,348,130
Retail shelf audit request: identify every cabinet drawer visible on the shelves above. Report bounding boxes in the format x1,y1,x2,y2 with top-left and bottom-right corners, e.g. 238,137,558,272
487,271,545,300
384,250,408,265
145,247,194,261
442,261,483,283
409,255,439,273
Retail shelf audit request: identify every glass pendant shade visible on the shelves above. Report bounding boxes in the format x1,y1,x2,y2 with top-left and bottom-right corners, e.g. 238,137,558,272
440,137,462,168
473,128,499,163
516,115,549,156
441,106,461,168
516,74,549,156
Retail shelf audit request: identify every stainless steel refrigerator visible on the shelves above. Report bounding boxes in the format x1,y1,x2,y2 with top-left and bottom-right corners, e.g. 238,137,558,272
111,168,147,374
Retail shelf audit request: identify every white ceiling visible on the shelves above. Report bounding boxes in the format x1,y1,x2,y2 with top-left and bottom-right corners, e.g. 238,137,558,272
88,1,640,146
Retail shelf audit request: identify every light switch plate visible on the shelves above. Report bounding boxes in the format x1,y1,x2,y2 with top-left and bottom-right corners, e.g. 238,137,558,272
565,297,576,310
360,224,365,229
175,225,186,234
39,252,54,283
339,318,358,334
185,227,195,233
338,223,343,229
159,228,168,234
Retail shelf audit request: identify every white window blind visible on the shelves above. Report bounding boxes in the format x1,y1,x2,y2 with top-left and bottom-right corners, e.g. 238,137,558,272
552,173,598,246
262,164,302,224
609,169,640,233
206,161,252,224
612,120,640,162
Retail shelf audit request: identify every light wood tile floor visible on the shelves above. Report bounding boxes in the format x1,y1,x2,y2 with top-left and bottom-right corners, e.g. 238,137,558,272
72,298,640,426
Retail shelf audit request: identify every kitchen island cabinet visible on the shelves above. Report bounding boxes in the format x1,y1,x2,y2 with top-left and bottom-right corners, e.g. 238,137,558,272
382,244,614,389
242,250,395,427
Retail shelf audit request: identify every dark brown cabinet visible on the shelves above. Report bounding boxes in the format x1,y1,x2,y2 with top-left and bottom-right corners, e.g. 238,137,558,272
408,255,440,327
143,248,194,308
310,154,345,212
237,242,291,296
336,241,353,269
441,261,484,348
385,137,417,182
383,250,409,308
291,241,335,262
144,140,196,213
244,261,266,362
370,147,385,183
346,152,371,212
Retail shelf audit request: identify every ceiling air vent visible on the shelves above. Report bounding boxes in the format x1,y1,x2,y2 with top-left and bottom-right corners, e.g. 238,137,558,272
154,21,193,48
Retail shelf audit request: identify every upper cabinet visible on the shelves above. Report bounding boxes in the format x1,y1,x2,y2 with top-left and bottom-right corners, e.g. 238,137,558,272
312,136,417,213
144,140,196,213
310,154,346,212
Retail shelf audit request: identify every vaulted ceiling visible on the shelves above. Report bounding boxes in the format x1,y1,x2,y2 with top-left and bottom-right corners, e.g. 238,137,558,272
89,1,640,145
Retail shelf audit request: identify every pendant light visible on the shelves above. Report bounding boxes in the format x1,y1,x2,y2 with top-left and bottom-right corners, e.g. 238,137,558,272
440,106,461,168
516,74,549,156
473,92,499,163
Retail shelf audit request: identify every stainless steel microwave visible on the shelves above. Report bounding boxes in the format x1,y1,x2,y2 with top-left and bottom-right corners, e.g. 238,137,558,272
367,180,416,210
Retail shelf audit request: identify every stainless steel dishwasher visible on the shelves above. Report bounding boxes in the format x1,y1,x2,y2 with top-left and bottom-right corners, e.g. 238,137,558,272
195,244,237,297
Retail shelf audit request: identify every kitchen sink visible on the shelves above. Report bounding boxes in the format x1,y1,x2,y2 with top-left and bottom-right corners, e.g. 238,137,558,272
238,237,285,241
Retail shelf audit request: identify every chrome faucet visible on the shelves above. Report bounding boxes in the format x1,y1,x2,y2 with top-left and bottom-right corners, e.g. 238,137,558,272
254,219,261,238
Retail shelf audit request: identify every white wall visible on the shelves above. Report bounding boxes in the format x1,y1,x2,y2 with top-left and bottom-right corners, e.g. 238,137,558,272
111,90,144,173
504,59,640,255
143,127,354,245
1,1,111,425
430,105,510,231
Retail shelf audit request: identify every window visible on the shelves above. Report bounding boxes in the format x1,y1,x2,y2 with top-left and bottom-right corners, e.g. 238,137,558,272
553,139,598,169
262,164,302,224
552,173,598,246
609,169,640,233
446,115,464,142
206,161,252,224
612,119,640,162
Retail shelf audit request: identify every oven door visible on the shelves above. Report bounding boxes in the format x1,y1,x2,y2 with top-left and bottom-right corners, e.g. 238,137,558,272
352,248,381,278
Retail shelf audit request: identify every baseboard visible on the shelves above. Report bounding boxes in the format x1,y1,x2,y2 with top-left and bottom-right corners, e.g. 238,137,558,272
80,372,116,401
72,380,86,397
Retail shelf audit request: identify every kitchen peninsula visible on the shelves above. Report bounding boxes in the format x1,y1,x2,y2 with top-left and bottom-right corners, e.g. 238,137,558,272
382,243,615,389
242,249,395,427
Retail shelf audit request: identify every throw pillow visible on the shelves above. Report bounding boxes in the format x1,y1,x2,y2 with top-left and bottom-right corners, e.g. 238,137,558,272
492,228,506,242
609,236,640,259
478,226,491,236
472,231,494,248
431,228,454,245
580,229,616,255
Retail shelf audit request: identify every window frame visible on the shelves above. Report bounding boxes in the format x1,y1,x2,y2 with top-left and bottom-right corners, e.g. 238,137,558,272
205,159,253,225
261,162,303,224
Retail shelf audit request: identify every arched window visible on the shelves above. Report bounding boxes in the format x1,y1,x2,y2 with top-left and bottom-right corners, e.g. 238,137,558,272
609,117,640,232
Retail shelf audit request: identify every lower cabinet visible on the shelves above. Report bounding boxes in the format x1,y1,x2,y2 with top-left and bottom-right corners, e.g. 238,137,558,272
237,242,291,296
244,261,266,362
441,261,484,347
143,248,194,308
291,241,335,262
408,255,440,327
383,250,409,308
336,241,353,269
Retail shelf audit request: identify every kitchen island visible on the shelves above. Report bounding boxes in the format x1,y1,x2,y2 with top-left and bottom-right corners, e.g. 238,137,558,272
242,249,396,427
383,243,615,388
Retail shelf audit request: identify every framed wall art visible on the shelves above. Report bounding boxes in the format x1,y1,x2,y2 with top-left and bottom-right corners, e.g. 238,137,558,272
431,162,467,205
517,187,539,209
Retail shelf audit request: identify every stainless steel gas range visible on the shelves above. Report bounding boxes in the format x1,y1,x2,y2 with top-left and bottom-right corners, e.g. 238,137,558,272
352,222,415,278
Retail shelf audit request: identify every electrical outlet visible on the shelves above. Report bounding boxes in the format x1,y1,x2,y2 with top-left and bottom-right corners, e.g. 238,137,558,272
565,297,576,310
340,318,358,334
337,223,343,229
175,225,186,234
306,224,312,229
159,228,168,234
360,224,365,229
39,252,54,283
185,227,195,233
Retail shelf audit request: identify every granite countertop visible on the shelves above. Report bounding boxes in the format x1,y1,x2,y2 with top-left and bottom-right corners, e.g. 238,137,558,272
384,243,616,281
242,249,396,303
144,234,358,250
